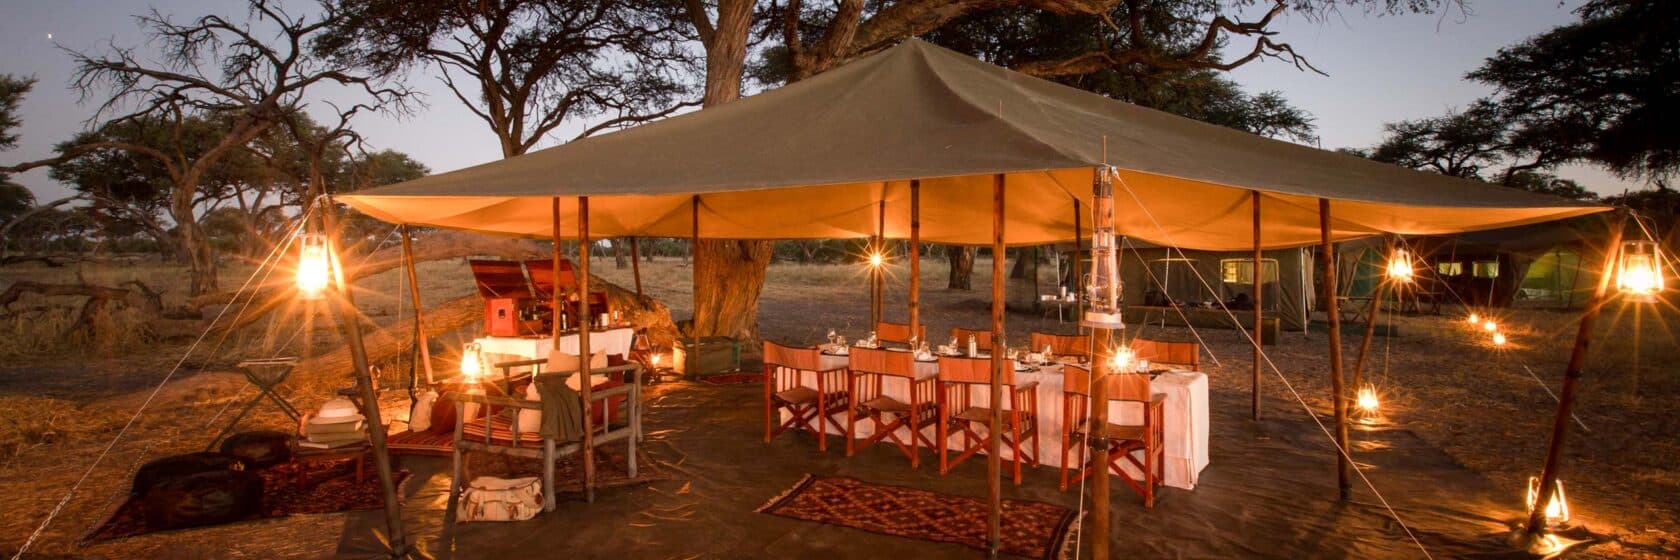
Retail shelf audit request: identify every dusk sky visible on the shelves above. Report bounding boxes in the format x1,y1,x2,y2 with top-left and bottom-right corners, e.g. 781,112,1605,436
0,0,1644,203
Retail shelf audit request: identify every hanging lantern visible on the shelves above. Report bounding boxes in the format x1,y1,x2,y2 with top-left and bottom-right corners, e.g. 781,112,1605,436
1492,332,1508,347
867,250,885,268
1526,477,1570,527
1385,248,1415,282
1083,166,1124,329
1615,240,1665,298
1109,345,1135,373
1483,319,1498,333
295,233,332,299
1355,385,1380,415
461,342,484,381
1466,312,1479,325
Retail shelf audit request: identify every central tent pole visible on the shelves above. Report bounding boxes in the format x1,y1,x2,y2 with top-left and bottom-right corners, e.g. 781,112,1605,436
876,198,887,327
630,237,644,297
987,173,1006,558
1251,191,1262,420
691,195,699,374
1073,199,1083,334
909,180,921,342
1523,212,1625,540
401,224,434,385
1319,198,1352,500
578,196,597,502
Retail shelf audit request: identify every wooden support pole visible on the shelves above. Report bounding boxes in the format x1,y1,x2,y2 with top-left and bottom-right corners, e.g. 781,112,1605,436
322,198,406,556
875,197,887,326
1352,238,1392,391
1523,213,1625,539
629,237,643,298
400,224,434,385
691,195,700,369
577,196,596,503
987,173,1006,558
552,200,564,340
1073,199,1083,334
909,180,921,342
1318,198,1352,500
1087,168,1112,560
1251,191,1262,420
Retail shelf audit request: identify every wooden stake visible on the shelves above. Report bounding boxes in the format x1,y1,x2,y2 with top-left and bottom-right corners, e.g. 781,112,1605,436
988,173,1005,558
909,180,921,341
1319,198,1352,500
1251,191,1262,420
1524,213,1625,538
322,198,405,555
630,237,643,297
578,196,596,503
401,224,434,385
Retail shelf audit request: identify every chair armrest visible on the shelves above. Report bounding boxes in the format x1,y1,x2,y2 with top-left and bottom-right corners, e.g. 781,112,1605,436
1015,381,1040,391
444,391,540,410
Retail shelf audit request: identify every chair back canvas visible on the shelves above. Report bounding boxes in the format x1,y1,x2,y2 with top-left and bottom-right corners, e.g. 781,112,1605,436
1131,339,1200,369
850,347,916,378
1029,332,1088,357
1062,365,1147,401
950,328,994,350
874,322,926,344
762,341,821,371
936,356,1012,386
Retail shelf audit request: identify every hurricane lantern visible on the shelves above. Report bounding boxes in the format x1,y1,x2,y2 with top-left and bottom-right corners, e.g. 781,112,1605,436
1493,332,1508,347
1082,166,1124,329
461,342,485,381
1466,312,1479,325
1109,345,1135,373
1526,476,1570,527
1483,319,1498,333
1615,240,1665,298
1385,248,1415,282
295,233,332,299
1355,385,1380,415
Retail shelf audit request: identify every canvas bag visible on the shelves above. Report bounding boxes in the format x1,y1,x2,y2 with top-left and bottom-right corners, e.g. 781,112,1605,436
409,390,438,432
458,476,543,522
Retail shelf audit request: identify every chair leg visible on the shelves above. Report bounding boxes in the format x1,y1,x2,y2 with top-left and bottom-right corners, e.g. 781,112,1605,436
1010,422,1022,485
908,414,920,469
543,438,557,511
816,393,828,452
846,407,858,457
937,415,949,475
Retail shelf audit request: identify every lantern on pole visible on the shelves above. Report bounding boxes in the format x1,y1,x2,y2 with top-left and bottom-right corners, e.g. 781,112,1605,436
1385,248,1415,282
1466,312,1479,325
1082,166,1124,330
1492,332,1508,347
296,233,332,299
1355,384,1380,416
1109,345,1135,372
460,341,485,382
1615,240,1665,299
1526,476,1570,528
1483,319,1498,333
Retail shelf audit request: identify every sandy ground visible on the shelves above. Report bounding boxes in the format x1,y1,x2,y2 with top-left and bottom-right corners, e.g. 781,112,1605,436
0,255,1676,558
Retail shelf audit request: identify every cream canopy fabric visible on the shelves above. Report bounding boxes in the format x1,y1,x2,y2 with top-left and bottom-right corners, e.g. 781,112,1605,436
340,39,1606,251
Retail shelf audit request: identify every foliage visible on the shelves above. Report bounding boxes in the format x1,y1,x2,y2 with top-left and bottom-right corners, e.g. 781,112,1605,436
1501,171,1596,201
0,74,32,151
1365,100,1512,179
1469,0,1678,181
320,0,698,157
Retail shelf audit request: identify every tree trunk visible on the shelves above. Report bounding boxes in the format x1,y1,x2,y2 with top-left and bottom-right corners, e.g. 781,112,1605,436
173,203,218,296
1009,247,1029,279
615,238,628,269
947,245,974,290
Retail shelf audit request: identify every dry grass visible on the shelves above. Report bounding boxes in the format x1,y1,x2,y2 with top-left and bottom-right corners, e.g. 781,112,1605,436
0,254,1676,558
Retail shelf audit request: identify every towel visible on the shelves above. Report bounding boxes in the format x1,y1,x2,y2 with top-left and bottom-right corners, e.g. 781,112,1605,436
533,375,585,443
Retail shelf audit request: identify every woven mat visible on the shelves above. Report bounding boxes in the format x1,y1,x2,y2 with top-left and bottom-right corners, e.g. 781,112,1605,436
87,458,409,542
757,474,1077,559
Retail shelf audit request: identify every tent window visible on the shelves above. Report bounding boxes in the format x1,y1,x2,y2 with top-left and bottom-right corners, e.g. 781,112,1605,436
1220,259,1279,284
1437,262,1464,276
1472,260,1500,278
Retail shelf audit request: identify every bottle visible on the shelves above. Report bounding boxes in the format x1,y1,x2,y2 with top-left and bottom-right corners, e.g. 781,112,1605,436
967,334,978,357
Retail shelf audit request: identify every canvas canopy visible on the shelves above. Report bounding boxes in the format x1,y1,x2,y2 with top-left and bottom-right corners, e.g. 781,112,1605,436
340,39,1605,250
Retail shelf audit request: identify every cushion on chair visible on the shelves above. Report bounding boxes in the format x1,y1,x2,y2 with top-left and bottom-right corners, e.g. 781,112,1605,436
428,391,459,434
1072,423,1147,441
859,396,910,413
773,386,819,405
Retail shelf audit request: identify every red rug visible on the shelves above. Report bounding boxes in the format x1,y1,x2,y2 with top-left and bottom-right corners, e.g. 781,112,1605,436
86,458,409,542
757,474,1077,560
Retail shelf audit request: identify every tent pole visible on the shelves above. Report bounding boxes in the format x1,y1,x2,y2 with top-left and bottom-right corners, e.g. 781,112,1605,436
577,196,597,503
877,198,887,327
691,195,699,375
1318,198,1352,500
1251,191,1262,420
630,237,644,298
321,196,406,556
1073,199,1083,335
987,173,1006,559
1353,236,1393,391
400,224,434,386
1522,212,1625,540
1087,167,1113,560
909,180,921,342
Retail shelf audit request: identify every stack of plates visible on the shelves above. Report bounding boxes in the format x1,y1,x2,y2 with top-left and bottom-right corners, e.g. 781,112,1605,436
302,398,366,449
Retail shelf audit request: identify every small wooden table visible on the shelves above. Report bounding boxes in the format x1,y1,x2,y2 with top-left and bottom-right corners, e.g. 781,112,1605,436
292,440,370,487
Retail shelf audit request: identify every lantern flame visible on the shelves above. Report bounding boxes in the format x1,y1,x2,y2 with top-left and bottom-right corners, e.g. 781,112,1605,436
461,342,484,381
1466,312,1479,325
1616,241,1665,297
295,234,331,299
1356,385,1380,414
1493,332,1508,346
868,251,885,268
1483,320,1498,332
1385,248,1414,282
1526,477,1570,527
1109,346,1134,372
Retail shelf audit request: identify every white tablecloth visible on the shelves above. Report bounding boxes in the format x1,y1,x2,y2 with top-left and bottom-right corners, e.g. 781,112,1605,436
476,327,636,389
777,351,1209,489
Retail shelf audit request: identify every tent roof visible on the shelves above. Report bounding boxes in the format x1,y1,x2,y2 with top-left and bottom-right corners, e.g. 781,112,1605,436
340,39,1606,251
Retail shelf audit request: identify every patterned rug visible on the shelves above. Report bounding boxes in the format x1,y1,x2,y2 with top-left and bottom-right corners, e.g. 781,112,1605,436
86,458,410,542
757,475,1078,560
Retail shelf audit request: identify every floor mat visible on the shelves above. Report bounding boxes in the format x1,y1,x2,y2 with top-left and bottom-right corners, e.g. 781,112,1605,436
756,474,1077,560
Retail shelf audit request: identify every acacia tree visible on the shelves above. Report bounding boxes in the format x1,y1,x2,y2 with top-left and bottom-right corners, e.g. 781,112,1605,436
2,1,408,295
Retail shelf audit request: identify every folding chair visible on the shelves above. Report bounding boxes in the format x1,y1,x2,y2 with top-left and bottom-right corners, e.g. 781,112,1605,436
846,347,938,468
762,341,848,452
1060,365,1164,507
1029,331,1089,360
874,321,926,346
950,327,994,352
935,356,1039,484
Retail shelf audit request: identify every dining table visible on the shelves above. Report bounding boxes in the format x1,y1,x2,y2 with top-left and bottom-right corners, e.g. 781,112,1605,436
777,346,1210,490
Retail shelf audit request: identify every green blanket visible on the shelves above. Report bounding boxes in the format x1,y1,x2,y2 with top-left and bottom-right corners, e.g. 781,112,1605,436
533,375,585,443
